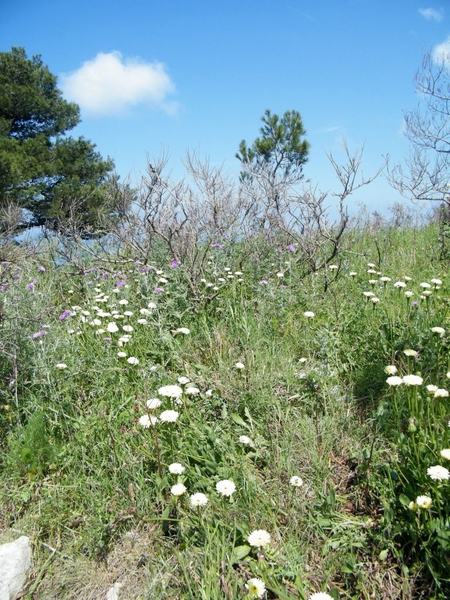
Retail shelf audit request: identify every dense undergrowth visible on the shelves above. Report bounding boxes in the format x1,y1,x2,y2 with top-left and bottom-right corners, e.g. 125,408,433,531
1,222,450,599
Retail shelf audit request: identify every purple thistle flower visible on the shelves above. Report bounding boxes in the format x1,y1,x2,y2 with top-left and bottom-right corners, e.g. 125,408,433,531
59,310,73,321
116,279,126,287
286,244,296,252
38,266,46,272
32,330,47,339
1,285,7,291
259,280,268,285
103,337,112,342
155,287,164,293
211,243,222,249
171,260,180,268
27,283,34,291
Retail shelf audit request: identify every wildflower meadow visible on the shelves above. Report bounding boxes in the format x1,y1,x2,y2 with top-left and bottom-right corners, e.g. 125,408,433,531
1,218,450,599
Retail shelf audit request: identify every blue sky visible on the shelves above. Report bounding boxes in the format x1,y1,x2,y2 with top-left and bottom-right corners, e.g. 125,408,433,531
2,0,450,215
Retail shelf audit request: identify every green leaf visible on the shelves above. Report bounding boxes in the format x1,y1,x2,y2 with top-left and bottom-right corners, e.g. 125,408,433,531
398,494,410,507
231,413,248,428
231,544,251,562
378,549,389,561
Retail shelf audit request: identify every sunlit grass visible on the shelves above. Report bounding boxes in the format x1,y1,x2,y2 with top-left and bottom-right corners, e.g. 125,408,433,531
1,222,449,598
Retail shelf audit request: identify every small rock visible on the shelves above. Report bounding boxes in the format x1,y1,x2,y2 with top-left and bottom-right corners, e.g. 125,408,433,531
106,583,123,600
0,536,32,600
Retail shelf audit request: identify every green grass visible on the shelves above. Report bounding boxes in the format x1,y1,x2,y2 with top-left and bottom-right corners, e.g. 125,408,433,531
1,222,450,599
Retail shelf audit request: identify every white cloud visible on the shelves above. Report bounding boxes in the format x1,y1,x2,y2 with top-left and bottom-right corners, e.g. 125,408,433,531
418,7,444,21
432,36,450,65
60,51,177,117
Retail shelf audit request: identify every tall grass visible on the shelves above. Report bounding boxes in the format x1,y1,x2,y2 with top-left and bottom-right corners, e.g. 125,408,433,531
0,222,449,599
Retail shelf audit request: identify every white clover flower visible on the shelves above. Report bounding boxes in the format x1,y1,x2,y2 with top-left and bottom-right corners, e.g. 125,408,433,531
404,276,412,281
276,272,284,278
159,410,179,423
416,495,432,509
298,357,307,363
127,357,139,365
384,365,397,375
386,376,403,386
119,299,129,305
434,388,449,398
420,282,431,288
168,462,185,474
178,376,190,385
367,269,377,274
205,389,213,397
239,435,251,444
427,384,438,393
367,262,376,268
403,349,418,357
247,529,271,548
235,362,245,370
90,318,102,326
123,311,133,316
171,483,187,496
304,311,315,318
403,374,423,386
189,492,208,507
245,578,266,598
431,327,445,335
328,264,338,270
176,327,190,335
380,276,391,282
394,281,406,288
185,386,200,395
422,290,433,297
107,322,119,333
427,465,450,481
290,475,303,487
117,351,127,358
137,319,148,325
146,398,162,410
371,297,380,304
431,278,442,285
148,302,157,309
122,325,134,332
235,271,243,276
118,335,132,344
368,279,378,285
404,291,414,298
349,271,357,276
308,594,334,600
138,414,157,428
140,308,152,316
55,363,68,370
216,479,236,497
440,449,450,460
363,291,375,297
